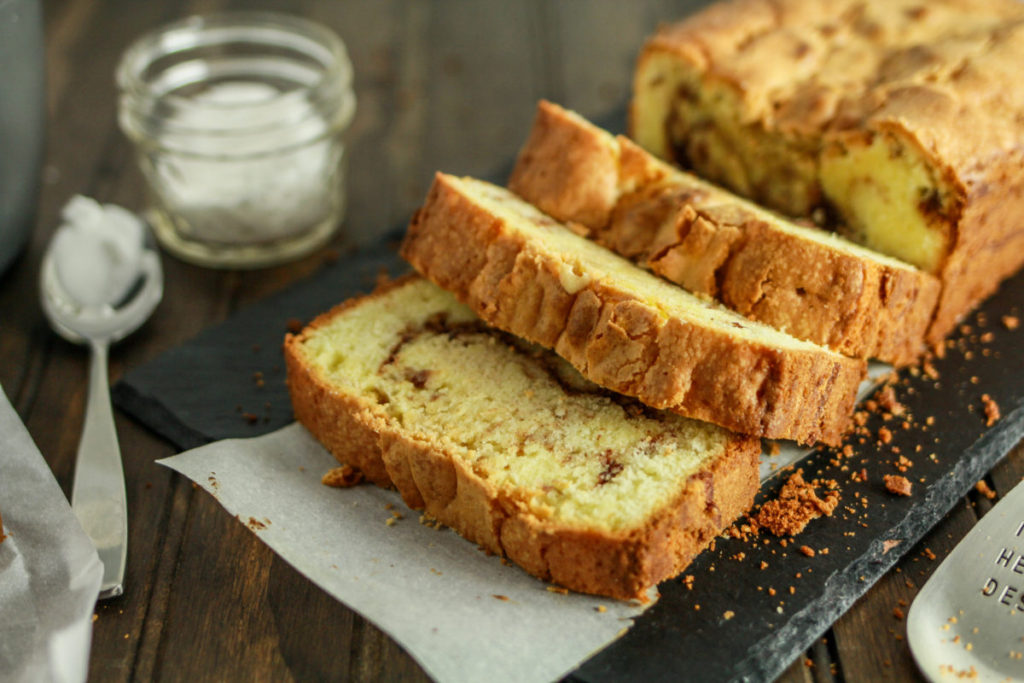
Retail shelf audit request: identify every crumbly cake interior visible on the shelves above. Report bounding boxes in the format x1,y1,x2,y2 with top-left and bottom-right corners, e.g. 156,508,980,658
819,133,950,272
459,175,842,354
632,0,1024,274
296,279,734,532
633,49,822,217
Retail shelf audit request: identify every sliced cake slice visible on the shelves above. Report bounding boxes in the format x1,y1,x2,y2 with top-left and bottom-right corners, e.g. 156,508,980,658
509,101,940,366
630,0,1024,342
401,173,866,445
285,275,760,601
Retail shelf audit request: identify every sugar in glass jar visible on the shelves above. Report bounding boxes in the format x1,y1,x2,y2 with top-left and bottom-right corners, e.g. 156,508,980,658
117,12,356,268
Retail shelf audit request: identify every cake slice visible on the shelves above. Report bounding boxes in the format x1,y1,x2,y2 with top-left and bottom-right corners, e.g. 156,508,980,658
630,0,1024,342
401,173,865,445
509,101,940,365
285,275,760,601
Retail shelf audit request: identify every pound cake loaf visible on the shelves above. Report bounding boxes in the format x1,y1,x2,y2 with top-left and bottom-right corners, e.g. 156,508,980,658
285,275,760,601
510,101,939,365
402,173,866,445
631,0,1024,343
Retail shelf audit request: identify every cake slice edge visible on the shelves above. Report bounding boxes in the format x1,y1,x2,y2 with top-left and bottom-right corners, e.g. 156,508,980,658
284,275,761,601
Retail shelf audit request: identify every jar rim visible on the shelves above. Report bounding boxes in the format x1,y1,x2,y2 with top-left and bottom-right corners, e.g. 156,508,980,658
116,11,356,153
116,11,353,108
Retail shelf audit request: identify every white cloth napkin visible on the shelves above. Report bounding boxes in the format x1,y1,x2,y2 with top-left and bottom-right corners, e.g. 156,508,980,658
0,385,103,683
158,424,650,683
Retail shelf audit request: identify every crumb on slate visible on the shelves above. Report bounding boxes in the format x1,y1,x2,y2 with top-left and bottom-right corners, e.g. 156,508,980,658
884,474,912,497
874,385,906,417
981,394,1000,427
754,469,840,537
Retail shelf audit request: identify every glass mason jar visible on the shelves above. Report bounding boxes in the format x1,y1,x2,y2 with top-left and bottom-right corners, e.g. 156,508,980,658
117,12,356,268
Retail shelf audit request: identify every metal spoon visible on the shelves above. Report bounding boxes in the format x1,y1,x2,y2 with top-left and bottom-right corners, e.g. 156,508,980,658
907,478,1024,681
39,215,163,599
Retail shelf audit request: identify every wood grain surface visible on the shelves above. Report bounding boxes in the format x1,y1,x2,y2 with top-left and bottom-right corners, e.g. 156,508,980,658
1,0,1018,680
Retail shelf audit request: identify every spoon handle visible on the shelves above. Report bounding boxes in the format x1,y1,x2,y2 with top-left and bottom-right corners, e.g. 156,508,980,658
70,339,128,599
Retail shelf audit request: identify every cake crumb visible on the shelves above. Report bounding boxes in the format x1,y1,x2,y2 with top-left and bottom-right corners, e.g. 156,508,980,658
322,464,364,488
874,385,906,417
1003,315,1020,330
493,594,510,601
723,610,735,620
754,469,840,536
799,545,815,558
768,441,781,456
683,574,695,590
884,474,912,497
975,480,997,500
546,585,569,595
882,539,902,554
878,426,893,444
981,394,1000,427
893,607,905,620
595,605,607,613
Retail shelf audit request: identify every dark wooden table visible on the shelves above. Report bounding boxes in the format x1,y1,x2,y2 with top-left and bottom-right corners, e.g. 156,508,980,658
4,0,1021,680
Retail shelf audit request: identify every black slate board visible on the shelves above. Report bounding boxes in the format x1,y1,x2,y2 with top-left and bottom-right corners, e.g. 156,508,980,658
114,239,1024,682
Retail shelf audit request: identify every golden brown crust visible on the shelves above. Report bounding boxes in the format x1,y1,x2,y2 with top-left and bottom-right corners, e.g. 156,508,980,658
508,102,621,229
283,276,762,601
633,0,1024,343
510,101,939,365
928,165,1024,343
402,173,865,445
381,424,759,601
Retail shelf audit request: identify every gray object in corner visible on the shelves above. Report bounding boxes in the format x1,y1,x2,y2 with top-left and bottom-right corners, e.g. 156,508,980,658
0,0,45,276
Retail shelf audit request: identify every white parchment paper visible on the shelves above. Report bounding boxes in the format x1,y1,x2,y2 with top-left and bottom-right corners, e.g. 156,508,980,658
158,424,649,683
0,385,103,683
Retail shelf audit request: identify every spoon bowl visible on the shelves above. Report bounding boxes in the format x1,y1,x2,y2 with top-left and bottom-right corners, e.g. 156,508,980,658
40,247,163,344
39,212,163,599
